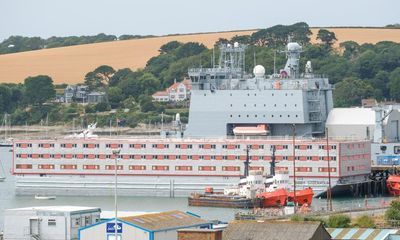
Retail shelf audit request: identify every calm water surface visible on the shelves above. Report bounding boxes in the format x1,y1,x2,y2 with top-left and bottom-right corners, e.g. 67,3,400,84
0,148,395,231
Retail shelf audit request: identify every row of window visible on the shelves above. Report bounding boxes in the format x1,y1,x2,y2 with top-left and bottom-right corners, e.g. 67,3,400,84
229,103,298,108
17,164,337,173
16,143,338,150
231,114,300,118
16,164,243,172
16,154,337,161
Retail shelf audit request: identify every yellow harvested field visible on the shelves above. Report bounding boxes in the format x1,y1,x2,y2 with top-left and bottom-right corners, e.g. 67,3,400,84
0,28,399,84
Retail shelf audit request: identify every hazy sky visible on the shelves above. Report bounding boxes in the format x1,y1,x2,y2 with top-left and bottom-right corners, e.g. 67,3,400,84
1,0,399,40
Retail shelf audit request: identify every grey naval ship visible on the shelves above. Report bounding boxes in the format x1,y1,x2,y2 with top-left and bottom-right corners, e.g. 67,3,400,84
12,41,370,197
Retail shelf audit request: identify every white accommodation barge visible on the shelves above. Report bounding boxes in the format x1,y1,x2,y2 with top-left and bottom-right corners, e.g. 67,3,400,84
12,41,372,197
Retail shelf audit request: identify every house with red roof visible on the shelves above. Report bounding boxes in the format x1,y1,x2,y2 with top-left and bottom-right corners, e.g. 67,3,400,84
152,78,191,102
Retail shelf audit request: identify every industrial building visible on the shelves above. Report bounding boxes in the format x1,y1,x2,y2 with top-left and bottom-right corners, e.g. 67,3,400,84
326,105,400,166
178,229,223,240
78,210,212,240
222,220,331,240
3,206,101,240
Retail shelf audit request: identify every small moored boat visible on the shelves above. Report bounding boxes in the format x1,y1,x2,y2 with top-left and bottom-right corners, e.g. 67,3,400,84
34,195,56,200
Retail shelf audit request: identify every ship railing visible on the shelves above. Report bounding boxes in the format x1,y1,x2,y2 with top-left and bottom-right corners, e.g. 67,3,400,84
13,134,370,142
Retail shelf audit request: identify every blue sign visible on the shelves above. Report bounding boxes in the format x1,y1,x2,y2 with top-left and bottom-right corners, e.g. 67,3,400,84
106,223,122,233
377,156,400,165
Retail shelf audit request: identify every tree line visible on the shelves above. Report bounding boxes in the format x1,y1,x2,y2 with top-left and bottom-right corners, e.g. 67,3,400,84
1,22,400,127
0,33,155,55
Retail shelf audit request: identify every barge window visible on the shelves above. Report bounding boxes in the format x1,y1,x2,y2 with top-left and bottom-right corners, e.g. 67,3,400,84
48,219,56,226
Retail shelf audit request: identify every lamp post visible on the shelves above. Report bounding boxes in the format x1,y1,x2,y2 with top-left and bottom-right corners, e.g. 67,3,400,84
326,128,333,211
112,149,121,240
292,124,297,213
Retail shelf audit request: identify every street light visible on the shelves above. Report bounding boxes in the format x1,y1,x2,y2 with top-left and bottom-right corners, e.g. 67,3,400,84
112,149,121,240
326,128,333,211
292,124,297,213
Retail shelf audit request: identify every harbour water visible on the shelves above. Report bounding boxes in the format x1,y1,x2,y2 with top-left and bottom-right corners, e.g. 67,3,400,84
0,147,395,231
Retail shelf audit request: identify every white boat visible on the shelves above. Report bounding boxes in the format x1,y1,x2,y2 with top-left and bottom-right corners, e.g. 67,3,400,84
34,195,56,200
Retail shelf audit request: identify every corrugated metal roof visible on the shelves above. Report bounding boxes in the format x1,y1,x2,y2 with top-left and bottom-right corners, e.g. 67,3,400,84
327,228,400,240
326,108,375,126
222,220,331,240
120,210,211,231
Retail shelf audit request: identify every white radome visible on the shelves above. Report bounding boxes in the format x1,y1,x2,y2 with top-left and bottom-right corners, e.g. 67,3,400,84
234,42,239,48
253,65,265,77
287,42,302,51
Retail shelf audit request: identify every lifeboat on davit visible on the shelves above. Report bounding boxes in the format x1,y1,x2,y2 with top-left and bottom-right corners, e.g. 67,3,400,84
287,188,314,206
233,124,269,136
387,175,400,196
256,188,288,207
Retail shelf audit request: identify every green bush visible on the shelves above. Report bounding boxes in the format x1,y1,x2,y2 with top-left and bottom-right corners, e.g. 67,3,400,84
327,215,351,228
85,104,96,113
290,214,304,222
95,102,110,112
385,200,400,226
353,215,375,228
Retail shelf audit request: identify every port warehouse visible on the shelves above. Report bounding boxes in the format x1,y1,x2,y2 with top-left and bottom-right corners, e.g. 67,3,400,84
12,137,370,196
2,207,211,240
78,211,212,240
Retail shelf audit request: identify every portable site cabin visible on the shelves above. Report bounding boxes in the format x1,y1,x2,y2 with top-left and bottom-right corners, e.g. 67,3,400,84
4,206,101,240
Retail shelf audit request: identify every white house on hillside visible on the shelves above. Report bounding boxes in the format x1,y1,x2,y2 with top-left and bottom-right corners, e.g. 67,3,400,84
152,79,191,102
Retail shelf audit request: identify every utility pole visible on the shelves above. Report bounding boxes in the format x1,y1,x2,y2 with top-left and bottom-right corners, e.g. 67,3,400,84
292,124,297,213
244,146,250,177
112,149,121,240
326,127,333,211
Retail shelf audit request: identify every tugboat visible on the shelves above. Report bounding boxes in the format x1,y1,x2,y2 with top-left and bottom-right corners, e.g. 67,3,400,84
387,175,400,196
188,146,314,208
188,148,264,208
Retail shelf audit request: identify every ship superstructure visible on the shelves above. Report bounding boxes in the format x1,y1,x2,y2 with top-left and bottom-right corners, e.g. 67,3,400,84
186,42,333,137
12,41,370,197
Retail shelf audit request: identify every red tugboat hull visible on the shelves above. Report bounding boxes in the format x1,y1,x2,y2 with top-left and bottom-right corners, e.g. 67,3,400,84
387,175,400,196
256,188,288,207
288,188,314,206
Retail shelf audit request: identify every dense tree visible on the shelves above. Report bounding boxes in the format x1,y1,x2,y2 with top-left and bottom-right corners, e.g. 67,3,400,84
109,68,134,87
316,29,337,48
175,42,207,59
0,34,119,54
250,22,312,47
389,67,400,100
159,41,182,54
23,75,56,106
84,71,103,90
94,65,115,84
0,85,12,113
107,87,124,108
231,35,251,44
334,77,375,107
139,72,160,95
340,41,360,59
84,65,115,90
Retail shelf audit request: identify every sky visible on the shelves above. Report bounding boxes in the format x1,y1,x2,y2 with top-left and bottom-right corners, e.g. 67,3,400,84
1,0,399,41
